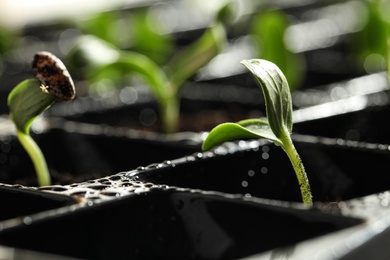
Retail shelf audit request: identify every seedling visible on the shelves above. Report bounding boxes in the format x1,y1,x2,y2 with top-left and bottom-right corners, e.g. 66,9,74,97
202,59,313,206
7,51,76,186
70,3,231,133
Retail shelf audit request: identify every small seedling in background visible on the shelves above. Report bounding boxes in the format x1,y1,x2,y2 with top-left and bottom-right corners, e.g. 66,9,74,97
202,59,313,206
69,3,232,133
7,51,76,186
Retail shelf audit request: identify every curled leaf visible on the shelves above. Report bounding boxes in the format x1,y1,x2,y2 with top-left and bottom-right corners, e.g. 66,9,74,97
240,59,293,140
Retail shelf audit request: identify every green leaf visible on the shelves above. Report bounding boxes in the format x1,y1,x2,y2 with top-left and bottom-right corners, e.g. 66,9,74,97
203,59,293,150
90,51,170,102
67,35,120,73
164,2,233,90
240,59,293,140
237,119,281,144
165,19,227,91
202,119,281,151
8,79,56,134
202,58,313,206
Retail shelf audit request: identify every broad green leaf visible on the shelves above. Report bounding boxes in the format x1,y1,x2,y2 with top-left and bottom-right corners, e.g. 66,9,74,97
8,79,56,134
240,59,293,140
202,119,281,151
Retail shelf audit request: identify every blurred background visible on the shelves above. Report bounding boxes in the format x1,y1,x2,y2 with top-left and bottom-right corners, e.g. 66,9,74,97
0,0,389,123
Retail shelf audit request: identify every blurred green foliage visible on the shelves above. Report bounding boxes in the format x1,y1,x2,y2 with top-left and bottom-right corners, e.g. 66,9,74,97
0,26,18,55
67,3,231,133
250,9,305,92
0,25,20,78
77,7,174,65
351,0,389,74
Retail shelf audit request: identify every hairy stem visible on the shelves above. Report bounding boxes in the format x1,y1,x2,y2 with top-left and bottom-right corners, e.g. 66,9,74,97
16,130,51,186
280,134,313,206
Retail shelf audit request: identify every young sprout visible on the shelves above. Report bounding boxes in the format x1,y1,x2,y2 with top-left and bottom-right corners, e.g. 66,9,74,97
202,59,313,207
7,51,76,186
73,3,231,133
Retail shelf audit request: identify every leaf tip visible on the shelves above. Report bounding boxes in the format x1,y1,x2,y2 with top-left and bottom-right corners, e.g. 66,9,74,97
201,142,209,152
240,59,250,66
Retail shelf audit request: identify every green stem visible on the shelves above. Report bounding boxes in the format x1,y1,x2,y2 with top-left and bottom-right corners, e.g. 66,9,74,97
160,92,179,134
16,130,51,187
281,134,313,206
